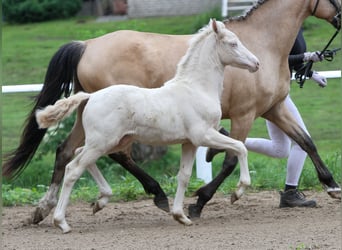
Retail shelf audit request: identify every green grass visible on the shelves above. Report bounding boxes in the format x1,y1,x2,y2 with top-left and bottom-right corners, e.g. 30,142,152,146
2,13,341,206
2,12,221,85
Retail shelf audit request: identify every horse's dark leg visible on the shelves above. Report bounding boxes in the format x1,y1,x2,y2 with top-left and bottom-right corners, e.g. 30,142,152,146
287,128,340,198
108,152,170,212
205,127,230,162
264,105,341,200
189,154,238,218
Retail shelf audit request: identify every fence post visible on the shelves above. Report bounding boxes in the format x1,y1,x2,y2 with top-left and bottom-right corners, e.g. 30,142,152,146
221,0,228,17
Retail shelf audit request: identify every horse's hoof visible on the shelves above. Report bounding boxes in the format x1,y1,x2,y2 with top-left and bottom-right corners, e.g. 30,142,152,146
230,192,239,204
54,218,71,234
154,196,170,212
327,187,341,200
31,208,45,224
172,213,193,226
188,204,202,218
91,202,104,214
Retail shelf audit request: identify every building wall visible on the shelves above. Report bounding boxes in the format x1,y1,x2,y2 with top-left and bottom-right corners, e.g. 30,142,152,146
127,0,221,18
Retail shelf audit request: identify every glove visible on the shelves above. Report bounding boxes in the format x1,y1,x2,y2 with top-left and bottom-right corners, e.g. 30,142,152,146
311,71,327,87
303,51,323,62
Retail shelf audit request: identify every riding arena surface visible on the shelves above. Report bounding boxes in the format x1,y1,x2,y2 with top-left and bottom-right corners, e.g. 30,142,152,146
2,191,341,249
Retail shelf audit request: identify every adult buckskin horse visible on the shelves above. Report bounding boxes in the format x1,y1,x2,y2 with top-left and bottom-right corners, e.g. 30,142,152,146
35,20,259,232
3,0,341,223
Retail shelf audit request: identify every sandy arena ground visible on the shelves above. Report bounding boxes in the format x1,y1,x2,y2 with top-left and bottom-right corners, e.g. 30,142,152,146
2,191,341,250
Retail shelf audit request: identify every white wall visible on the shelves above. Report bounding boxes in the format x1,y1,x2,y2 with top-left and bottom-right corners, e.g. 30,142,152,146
127,0,220,18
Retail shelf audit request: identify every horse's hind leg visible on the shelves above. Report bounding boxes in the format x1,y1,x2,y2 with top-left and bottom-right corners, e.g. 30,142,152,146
31,106,86,224
109,152,170,212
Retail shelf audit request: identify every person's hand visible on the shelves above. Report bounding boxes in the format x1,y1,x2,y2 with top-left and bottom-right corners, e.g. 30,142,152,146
311,71,327,87
304,51,323,62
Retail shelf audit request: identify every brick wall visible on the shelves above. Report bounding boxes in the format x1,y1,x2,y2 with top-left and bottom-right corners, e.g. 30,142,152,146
127,0,221,18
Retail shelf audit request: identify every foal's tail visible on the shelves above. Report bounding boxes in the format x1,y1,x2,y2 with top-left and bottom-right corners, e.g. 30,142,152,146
36,92,90,129
2,41,86,179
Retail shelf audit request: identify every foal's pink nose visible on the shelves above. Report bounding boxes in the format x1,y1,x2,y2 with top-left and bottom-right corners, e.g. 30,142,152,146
249,59,260,73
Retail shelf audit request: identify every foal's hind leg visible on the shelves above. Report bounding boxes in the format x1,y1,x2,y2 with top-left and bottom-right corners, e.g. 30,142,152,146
109,152,170,212
31,113,85,224
85,163,113,214
31,104,86,224
54,147,101,233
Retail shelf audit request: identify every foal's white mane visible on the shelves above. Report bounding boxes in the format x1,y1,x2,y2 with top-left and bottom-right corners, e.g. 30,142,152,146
176,21,220,76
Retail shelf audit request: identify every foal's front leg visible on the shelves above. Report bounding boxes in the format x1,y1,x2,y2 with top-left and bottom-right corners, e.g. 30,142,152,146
203,128,250,200
172,143,197,226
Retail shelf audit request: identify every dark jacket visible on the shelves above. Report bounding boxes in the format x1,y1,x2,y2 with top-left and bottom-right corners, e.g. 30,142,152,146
288,28,313,77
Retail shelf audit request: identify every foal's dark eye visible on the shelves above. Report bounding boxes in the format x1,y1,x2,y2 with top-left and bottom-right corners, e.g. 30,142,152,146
229,42,238,48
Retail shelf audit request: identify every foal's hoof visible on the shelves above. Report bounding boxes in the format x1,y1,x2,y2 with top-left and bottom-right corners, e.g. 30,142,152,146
172,214,193,226
188,204,202,218
54,218,71,234
327,187,341,200
154,196,170,212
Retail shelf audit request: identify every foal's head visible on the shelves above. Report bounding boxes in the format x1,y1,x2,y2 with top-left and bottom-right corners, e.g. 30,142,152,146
210,19,259,73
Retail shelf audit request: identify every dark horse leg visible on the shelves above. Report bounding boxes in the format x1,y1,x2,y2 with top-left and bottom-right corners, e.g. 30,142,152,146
108,152,169,212
264,107,341,199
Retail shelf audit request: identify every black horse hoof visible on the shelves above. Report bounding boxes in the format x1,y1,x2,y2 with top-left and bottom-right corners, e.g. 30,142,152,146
31,208,45,224
188,204,202,218
154,196,170,212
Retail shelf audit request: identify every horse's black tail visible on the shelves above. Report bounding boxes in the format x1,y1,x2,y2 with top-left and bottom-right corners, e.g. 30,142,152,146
2,41,86,179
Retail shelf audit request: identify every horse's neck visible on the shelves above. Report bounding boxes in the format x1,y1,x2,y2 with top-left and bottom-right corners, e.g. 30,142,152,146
175,35,224,96
228,0,310,58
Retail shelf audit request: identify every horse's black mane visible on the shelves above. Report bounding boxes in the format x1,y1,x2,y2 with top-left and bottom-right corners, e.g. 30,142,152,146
223,0,269,23
223,0,340,24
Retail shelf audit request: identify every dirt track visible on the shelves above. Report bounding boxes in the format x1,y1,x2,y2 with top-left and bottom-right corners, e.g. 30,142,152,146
2,191,341,250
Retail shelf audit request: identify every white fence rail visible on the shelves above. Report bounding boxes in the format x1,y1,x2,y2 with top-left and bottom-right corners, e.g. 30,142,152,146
2,71,340,94
222,0,257,17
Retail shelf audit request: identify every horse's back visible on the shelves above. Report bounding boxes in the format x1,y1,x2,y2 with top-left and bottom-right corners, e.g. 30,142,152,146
77,30,191,92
